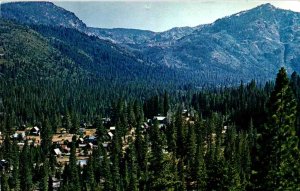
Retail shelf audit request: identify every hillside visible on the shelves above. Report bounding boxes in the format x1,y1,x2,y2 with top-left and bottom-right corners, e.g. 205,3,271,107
0,3,300,191
2,2,300,84
1,1,86,30
0,18,86,80
89,4,300,82
153,4,300,81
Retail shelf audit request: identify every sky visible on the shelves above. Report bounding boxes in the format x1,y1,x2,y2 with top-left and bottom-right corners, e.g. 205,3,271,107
2,0,300,31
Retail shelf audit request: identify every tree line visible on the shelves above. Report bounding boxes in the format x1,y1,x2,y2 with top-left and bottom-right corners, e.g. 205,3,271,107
0,68,299,190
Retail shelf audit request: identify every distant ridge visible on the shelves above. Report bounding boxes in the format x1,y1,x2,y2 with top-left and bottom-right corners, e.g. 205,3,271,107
2,2,300,84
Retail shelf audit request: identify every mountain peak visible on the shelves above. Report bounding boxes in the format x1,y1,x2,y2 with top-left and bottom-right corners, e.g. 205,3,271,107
257,3,276,10
1,1,87,30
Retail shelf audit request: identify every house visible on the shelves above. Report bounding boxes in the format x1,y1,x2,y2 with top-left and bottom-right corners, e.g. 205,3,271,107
12,131,26,140
79,128,85,134
0,159,8,171
84,129,97,136
87,142,93,150
108,132,114,140
17,142,25,146
84,135,97,144
153,116,167,124
52,134,74,145
222,126,228,134
143,122,149,129
77,159,87,167
78,143,86,148
77,137,84,144
52,177,61,190
59,128,67,134
53,148,62,156
30,126,40,136
102,117,111,125
102,142,109,148
61,145,71,155
80,122,87,128
153,116,167,128
19,124,27,130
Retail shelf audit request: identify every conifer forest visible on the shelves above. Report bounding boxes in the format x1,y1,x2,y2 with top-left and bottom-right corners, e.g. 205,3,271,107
0,1,300,191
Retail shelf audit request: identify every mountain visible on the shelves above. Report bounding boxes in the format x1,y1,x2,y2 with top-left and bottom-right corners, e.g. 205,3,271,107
0,18,86,80
2,2,300,84
0,17,183,84
155,3,300,81
1,2,87,30
88,3,300,82
89,28,156,44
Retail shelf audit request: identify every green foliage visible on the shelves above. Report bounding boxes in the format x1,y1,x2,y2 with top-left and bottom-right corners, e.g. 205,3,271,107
1,173,10,191
40,159,49,191
262,68,300,190
0,26,299,191
41,119,53,156
19,142,33,191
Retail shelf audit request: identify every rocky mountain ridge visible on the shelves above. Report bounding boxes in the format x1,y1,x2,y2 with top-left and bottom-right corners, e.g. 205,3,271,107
2,2,300,84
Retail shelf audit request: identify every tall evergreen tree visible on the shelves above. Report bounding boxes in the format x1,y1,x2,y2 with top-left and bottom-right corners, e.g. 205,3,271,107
262,67,300,190
193,141,207,190
19,141,33,191
186,123,196,181
41,119,53,156
10,141,20,191
40,159,49,191
127,143,138,191
84,155,96,191
1,173,10,191
163,91,170,116
69,137,80,191
70,112,80,134
102,149,113,191
94,116,106,143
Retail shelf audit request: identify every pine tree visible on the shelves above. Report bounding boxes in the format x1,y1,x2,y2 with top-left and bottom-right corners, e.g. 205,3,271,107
149,121,163,174
264,67,300,190
102,149,112,191
41,119,53,156
165,122,176,153
177,159,186,191
2,135,11,161
10,141,20,190
1,173,10,191
175,111,186,158
128,144,138,191
70,112,80,134
84,155,96,191
94,116,106,143
111,125,121,191
163,91,169,116
69,138,80,191
186,123,196,181
206,137,226,191
19,141,33,191
128,103,137,127
133,100,144,124
63,111,72,132
193,142,207,190
40,159,49,191
149,121,163,189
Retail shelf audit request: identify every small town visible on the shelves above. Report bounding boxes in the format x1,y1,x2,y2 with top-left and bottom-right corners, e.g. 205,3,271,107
1,1,300,190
